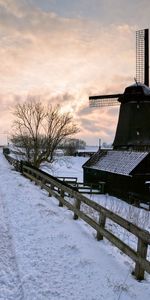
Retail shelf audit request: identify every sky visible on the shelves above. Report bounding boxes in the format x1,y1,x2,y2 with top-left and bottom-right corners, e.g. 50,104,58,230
0,0,150,145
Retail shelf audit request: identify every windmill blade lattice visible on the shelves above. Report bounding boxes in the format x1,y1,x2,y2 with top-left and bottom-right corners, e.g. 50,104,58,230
136,29,149,86
89,94,122,107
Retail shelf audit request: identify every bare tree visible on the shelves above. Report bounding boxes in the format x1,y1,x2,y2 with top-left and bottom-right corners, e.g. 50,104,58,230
11,97,79,167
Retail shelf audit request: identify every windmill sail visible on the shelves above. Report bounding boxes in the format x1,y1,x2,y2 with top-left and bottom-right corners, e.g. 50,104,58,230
89,28,149,107
89,94,121,107
136,28,149,86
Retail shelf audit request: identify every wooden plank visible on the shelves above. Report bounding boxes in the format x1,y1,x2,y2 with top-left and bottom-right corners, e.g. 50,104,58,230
23,171,40,184
134,238,148,280
73,198,81,220
59,190,64,207
74,193,150,244
23,165,75,192
76,186,98,190
96,212,106,240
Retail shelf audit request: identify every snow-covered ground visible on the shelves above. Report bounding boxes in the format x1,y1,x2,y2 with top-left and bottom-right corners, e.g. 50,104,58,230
41,156,87,182
0,151,150,300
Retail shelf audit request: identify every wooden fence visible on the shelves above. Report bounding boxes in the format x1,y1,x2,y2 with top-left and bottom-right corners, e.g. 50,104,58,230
4,154,21,171
22,163,150,281
56,176,105,194
4,153,150,280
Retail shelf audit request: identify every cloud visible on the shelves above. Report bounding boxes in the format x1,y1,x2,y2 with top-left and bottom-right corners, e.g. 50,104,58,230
0,0,146,144
0,20,135,93
74,98,120,145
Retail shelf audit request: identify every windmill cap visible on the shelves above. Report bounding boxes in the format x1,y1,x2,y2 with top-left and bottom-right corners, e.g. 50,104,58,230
118,83,150,103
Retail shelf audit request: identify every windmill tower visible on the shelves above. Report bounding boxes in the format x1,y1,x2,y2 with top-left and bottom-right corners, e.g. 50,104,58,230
89,28,150,151
83,29,150,203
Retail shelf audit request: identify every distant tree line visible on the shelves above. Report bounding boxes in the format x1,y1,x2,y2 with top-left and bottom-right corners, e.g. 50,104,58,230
59,138,86,156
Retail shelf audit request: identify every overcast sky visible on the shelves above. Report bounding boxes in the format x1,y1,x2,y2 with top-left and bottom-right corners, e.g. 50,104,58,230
0,0,150,145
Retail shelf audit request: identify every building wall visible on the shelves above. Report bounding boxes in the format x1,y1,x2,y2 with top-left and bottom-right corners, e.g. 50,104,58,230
83,167,150,203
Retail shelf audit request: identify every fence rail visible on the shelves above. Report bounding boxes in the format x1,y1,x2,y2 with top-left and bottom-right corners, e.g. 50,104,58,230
4,153,150,280
56,176,105,194
4,154,21,171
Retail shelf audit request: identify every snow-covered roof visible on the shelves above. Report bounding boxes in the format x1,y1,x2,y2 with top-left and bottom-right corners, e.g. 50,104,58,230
89,150,149,175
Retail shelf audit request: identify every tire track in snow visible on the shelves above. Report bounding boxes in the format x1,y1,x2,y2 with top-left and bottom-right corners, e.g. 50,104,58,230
0,193,25,300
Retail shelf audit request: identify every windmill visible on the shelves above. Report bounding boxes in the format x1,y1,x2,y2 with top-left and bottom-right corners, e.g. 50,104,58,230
89,28,150,151
83,28,150,203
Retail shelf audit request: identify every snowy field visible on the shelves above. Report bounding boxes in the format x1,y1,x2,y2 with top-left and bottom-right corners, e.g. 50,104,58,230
0,150,150,300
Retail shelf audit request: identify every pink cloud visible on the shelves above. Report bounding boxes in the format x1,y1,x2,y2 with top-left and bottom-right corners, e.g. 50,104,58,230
0,1,138,143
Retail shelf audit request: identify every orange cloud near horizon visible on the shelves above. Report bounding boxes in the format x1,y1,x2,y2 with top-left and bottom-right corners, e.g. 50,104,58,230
0,1,137,144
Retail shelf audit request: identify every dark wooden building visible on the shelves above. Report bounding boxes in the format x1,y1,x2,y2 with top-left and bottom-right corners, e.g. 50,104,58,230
83,150,150,202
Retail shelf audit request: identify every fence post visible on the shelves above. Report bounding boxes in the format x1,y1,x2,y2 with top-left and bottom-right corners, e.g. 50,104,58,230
99,182,105,194
34,173,38,185
90,184,92,194
59,190,64,207
20,160,23,173
96,212,106,241
41,178,46,189
134,238,148,280
73,198,81,220
48,184,54,197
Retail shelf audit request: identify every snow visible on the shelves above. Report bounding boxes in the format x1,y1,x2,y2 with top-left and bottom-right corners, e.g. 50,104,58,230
88,150,148,175
0,151,150,299
0,192,24,300
76,146,99,153
41,156,87,182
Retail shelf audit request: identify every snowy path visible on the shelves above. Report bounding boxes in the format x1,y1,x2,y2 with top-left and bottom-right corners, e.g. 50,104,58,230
0,152,150,300
0,194,24,300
